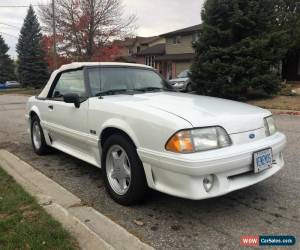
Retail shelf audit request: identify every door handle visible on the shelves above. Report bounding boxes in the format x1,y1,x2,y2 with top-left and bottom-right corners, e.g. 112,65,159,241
48,105,54,110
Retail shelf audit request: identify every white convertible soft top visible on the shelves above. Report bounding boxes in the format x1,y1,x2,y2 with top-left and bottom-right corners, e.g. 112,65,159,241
38,62,153,98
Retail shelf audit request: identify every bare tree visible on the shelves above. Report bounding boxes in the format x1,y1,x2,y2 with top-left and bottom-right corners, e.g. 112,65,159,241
39,0,136,61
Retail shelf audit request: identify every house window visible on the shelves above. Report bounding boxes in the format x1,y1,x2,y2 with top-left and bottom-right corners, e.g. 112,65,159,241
137,46,141,54
192,32,200,42
172,36,181,44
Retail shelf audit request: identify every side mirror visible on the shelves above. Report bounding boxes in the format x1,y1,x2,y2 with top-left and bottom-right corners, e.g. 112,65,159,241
63,93,80,108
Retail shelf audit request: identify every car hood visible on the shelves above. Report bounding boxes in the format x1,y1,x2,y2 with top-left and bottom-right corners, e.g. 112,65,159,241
169,77,189,82
113,92,270,134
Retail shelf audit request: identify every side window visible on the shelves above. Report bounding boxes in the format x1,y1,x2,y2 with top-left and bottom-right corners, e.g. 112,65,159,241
51,70,86,99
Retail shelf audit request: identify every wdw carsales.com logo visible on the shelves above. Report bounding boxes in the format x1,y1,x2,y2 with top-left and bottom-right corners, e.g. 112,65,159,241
240,236,260,247
240,235,296,247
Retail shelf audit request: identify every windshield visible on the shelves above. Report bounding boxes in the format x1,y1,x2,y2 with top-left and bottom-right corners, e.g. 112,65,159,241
177,70,190,78
88,67,170,96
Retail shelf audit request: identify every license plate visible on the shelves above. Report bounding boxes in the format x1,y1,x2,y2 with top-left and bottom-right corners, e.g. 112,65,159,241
253,148,273,173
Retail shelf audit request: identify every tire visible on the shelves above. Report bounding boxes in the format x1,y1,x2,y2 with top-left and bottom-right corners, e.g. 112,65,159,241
186,83,193,93
30,115,50,155
102,134,147,206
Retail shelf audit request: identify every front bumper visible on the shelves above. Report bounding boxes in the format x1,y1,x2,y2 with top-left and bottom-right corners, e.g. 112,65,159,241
137,132,286,200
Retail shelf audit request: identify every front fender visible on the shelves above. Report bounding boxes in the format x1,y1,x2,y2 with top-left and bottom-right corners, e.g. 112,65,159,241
29,105,42,119
99,118,140,147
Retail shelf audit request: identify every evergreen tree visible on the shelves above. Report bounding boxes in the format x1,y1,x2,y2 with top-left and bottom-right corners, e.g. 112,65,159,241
274,1,300,79
191,0,287,99
17,5,48,87
0,35,16,83
275,1,300,53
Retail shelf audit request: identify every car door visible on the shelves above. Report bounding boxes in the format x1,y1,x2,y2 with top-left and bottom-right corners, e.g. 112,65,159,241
42,68,90,154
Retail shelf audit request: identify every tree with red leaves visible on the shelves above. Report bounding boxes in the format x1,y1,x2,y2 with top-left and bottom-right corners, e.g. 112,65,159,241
41,35,70,72
39,0,136,62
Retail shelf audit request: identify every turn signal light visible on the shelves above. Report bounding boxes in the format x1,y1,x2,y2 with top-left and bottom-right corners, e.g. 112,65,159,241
165,131,194,153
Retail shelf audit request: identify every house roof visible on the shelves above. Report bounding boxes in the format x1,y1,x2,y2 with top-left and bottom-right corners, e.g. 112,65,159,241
114,36,161,47
160,24,202,37
139,44,166,56
114,56,138,63
139,36,161,45
155,53,195,61
113,37,136,47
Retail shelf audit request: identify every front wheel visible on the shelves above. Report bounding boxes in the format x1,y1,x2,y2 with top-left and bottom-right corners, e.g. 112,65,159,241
102,134,147,206
186,83,193,92
30,116,50,155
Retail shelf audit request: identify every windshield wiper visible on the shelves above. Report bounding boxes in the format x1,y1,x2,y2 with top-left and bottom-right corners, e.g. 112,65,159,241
133,87,165,92
95,89,134,97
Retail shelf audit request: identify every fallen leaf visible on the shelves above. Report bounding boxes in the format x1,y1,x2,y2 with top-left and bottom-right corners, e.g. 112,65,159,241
133,219,144,226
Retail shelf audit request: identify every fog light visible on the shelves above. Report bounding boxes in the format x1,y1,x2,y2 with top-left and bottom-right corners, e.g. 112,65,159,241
203,175,214,192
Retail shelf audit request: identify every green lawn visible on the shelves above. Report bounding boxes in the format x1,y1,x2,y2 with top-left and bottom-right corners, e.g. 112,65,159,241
0,88,41,96
0,167,78,250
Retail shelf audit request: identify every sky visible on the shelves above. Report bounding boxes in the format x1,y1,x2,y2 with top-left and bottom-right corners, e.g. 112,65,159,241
0,0,204,59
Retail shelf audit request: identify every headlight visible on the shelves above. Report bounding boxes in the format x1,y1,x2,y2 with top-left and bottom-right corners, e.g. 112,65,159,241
175,82,185,87
165,127,232,153
264,116,277,136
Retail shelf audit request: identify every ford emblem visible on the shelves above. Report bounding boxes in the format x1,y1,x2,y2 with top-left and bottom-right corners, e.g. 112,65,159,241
249,133,255,139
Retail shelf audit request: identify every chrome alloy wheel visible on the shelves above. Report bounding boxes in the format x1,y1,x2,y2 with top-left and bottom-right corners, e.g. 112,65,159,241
106,145,132,195
32,121,42,150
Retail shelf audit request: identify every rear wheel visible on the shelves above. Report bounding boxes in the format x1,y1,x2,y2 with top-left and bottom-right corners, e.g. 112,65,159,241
102,134,147,206
30,115,50,155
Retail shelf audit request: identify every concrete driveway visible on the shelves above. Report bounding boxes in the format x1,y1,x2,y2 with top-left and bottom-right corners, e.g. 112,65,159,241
0,94,299,250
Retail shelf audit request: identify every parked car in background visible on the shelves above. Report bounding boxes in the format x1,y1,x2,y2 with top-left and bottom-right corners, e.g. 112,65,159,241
6,81,21,88
26,62,286,206
169,69,194,92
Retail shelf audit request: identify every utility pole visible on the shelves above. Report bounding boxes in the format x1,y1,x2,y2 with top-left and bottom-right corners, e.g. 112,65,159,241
52,0,57,69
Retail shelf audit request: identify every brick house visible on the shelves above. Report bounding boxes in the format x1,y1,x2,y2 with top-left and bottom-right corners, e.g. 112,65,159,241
155,24,201,79
138,43,166,73
113,36,165,64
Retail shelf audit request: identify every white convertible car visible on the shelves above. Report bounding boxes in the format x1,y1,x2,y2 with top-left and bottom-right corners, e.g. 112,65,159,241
26,62,287,205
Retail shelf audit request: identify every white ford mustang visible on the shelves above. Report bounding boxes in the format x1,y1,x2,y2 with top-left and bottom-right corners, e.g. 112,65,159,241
26,62,287,205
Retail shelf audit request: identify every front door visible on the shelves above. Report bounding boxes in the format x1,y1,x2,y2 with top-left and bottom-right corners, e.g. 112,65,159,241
42,68,90,153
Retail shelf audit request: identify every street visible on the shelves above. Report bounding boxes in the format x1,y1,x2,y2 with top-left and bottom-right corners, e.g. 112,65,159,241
0,94,299,250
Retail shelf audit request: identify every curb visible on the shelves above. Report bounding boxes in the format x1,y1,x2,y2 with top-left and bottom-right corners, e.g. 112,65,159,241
0,150,154,250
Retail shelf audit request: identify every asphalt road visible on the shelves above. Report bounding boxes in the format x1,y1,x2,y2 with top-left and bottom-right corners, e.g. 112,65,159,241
0,94,299,250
